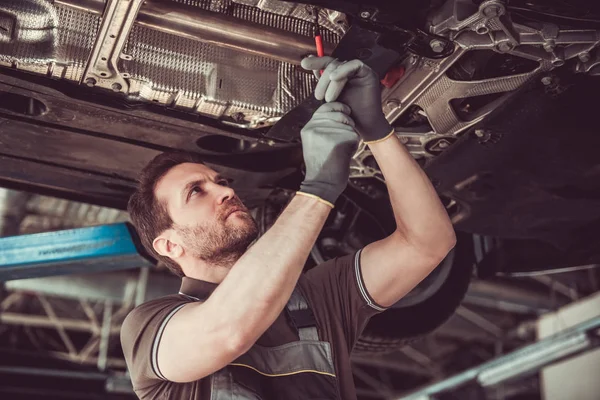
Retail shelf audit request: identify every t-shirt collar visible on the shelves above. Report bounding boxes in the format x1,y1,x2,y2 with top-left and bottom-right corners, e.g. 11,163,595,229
179,276,218,301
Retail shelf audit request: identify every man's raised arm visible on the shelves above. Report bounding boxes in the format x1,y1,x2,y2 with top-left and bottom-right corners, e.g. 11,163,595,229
154,103,359,383
302,57,457,309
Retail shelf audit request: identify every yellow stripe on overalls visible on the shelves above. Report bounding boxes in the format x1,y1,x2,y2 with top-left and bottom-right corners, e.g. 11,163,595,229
229,363,336,378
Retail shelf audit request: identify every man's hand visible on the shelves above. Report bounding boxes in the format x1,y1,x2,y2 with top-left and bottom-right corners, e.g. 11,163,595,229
303,57,456,309
301,56,393,143
298,102,359,207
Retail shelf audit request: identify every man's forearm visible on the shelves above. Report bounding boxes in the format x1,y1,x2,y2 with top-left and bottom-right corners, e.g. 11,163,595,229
210,194,330,347
369,135,456,256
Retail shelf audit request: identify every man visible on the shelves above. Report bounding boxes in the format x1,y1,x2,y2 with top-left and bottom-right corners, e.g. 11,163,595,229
121,57,456,399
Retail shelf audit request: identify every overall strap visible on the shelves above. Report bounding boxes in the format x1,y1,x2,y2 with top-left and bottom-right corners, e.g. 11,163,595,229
286,286,319,341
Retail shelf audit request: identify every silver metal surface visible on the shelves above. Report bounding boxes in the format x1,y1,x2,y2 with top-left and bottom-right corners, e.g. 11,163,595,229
82,0,144,92
396,55,540,135
123,22,283,119
233,0,296,15
55,0,336,65
0,0,99,79
367,0,600,165
429,0,504,40
232,0,348,37
0,0,58,64
1,0,342,127
137,0,335,65
347,0,599,176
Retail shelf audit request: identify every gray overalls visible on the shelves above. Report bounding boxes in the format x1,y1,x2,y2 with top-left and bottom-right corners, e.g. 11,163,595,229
179,282,341,400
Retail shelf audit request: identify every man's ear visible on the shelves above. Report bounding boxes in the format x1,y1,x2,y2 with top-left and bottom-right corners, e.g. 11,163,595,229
153,230,184,259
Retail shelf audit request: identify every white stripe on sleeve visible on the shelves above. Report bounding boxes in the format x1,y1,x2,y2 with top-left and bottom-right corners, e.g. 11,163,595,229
151,304,187,380
354,249,387,312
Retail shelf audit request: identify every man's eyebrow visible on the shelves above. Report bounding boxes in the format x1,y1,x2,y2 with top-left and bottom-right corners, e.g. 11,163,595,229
181,178,205,202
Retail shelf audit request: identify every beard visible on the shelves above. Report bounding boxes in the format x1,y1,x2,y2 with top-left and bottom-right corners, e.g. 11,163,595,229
175,199,259,267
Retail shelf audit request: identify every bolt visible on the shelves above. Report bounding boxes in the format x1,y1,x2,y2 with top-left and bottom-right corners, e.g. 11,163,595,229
84,77,96,87
496,42,513,52
474,129,496,144
360,11,371,19
438,141,450,149
543,40,555,53
541,76,553,86
475,25,489,35
430,39,445,53
384,99,400,113
409,55,418,65
578,52,591,63
111,82,122,92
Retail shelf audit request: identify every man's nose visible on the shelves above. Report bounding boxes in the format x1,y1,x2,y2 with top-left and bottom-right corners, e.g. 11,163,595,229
215,182,235,204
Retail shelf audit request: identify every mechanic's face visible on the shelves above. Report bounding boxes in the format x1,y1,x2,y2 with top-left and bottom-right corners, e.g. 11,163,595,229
153,163,258,267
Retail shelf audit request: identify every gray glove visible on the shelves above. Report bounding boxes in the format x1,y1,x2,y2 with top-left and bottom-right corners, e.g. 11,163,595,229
301,57,393,143
298,102,359,207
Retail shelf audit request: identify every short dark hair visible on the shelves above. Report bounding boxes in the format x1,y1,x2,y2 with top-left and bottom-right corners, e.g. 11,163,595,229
128,151,206,277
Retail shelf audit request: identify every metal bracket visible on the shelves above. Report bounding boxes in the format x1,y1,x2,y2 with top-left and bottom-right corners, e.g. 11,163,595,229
372,0,600,162
429,0,514,44
576,51,600,75
81,0,144,92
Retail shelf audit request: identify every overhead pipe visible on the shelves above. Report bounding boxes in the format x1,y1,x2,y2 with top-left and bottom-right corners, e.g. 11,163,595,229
56,0,335,65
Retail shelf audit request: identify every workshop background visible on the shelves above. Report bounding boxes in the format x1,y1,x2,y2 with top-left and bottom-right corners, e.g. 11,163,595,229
0,187,599,400
1,0,600,398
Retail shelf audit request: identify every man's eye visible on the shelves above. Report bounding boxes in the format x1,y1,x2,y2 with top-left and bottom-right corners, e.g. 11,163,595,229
190,185,202,195
218,179,230,187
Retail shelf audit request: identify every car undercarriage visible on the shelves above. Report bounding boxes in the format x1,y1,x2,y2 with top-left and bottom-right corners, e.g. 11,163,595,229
0,0,600,398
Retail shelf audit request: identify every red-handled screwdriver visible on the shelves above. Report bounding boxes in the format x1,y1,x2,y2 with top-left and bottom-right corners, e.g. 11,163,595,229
313,8,324,75
315,34,324,58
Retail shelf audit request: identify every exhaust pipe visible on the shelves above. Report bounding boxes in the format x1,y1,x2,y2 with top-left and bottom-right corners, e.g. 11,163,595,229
56,0,335,65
